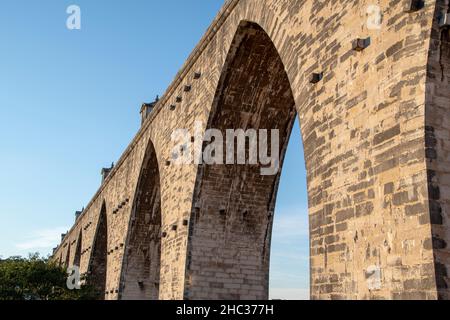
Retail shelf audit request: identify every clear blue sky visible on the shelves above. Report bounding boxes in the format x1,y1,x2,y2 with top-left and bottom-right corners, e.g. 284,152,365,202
0,0,309,299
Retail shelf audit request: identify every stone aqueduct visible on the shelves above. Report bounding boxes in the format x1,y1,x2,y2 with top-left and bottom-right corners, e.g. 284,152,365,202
53,0,450,300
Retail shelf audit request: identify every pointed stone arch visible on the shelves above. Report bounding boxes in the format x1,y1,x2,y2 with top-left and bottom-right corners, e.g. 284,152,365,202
185,21,298,300
119,139,162,300
64,243,71,268
89,202,108,299
73,230,82,268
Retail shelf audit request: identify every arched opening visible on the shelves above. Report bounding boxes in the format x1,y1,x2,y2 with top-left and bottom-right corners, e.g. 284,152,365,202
73,231,82,268
89,202,108,299
269,119,310,300
64,243,71,268
120,139,162,300
186,21,300,300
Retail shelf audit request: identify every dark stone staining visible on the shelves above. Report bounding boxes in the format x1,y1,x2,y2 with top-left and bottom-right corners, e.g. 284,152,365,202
386,40,404,58
309,150,354,182
309,189,328,207
353,191,366,204
389,74,422,98
419,212,431,225
310,210,326,230
375,53,386,64
397,99,418,120
423,238,432,250
336,223,347,232
405,203,426,216
304,131,326,156
392,190,418,206
373,125,401,146
325,235,339,245
374,136,423,168
346,91,367,110
311,247,325,256
403,66,424,78
336,208,355,223
340,49,354,63
327,243,346,253
384,182,394,195
356,202,374,217
348,179,374,193
403,278,435,291
373,158,399,175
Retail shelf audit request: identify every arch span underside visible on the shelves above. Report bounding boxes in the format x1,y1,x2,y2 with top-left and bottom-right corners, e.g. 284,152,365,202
89,203,108,299
185,22,298,300
119,140,162,300
64,242,71,268
73,231,82,268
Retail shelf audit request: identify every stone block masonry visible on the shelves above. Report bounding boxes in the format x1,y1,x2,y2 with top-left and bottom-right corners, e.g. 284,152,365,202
53,0,450,300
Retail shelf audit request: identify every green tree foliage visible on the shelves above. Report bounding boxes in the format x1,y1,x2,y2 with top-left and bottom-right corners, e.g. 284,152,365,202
0,253,100,300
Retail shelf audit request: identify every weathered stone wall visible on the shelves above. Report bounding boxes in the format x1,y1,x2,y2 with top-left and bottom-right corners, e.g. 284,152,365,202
52,0,448,300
